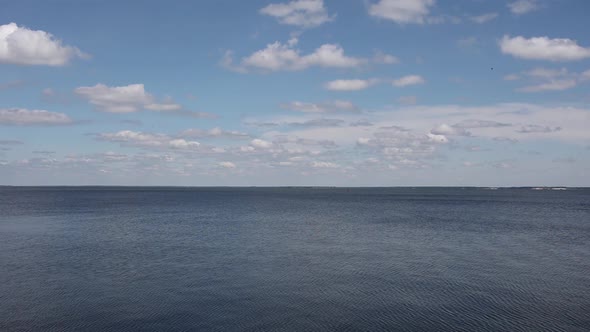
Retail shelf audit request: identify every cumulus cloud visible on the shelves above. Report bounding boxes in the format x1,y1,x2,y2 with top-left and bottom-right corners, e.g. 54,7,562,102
229,38,367,72
470,12,498,23
508,0,539,15
393,75,425,87
179,128,251,139
7,102,590,185
427,133,449,143
219,161,236,168
0,108,73,125
251,138,273,149
0,22,87,66
353,126,449,169
75,84,176,113
259,0,334,28
311,161,339,168
99,130,201,150
368,0,435,24
430,123,470,136
500,35,590,61
324,79,378,91
280,100,359,113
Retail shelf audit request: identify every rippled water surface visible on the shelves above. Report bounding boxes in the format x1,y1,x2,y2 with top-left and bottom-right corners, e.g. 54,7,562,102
1,187,589,331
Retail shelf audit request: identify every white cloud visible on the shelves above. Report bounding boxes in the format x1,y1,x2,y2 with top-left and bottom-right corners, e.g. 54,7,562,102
368,0,435,24
269,103,589,152
373,51,399,64
7,101,590,185
220,50,248,73
430,123,470,136
470,12,498,23
260,0,333,28
462,161,480,167
225,38,396,73
99,130,201,150
393,75,425,87
508,0,539,14
0,108,73,125
518,79,577,92
526,67,569,78
500,35,590,62
453,120,510,128
0,22,87,66
168,139,201,149
288,118,345,127
219,161,236,169
427,133,449,143
251,138,273,149
73,84,203,116
324,79,377,91
238,39,367,71
507,67,590,92
144,103,182,111
281,100,359,113
180,128,251,139
311,161,339,168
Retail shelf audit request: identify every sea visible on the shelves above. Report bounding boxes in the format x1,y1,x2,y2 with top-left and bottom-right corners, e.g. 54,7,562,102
1,187,589,331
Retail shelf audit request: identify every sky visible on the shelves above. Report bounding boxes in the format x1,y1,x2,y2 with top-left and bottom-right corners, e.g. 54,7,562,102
0,0,589,186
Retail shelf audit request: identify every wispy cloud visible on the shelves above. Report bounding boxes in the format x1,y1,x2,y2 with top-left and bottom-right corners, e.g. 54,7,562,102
508,0,540,15
324,79,379,91
280,100,360,113
393,75,425,87
259,0,334,28
470,12,498,23
0,108,73,125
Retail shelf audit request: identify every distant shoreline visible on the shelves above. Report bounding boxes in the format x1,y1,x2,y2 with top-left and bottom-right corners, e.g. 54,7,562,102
0,185,587,189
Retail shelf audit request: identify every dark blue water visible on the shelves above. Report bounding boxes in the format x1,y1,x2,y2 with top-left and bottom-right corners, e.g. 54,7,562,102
1,187,589,331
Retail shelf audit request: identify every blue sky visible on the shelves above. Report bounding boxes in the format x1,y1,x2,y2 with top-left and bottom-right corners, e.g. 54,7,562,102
0,0,589,186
